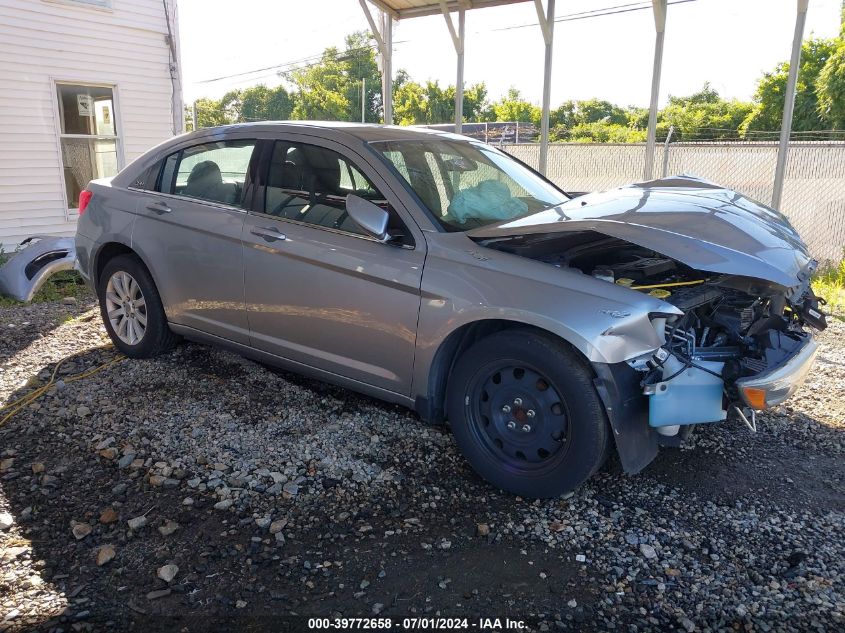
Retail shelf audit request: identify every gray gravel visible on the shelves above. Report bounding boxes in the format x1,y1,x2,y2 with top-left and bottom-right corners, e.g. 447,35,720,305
1,295,843,631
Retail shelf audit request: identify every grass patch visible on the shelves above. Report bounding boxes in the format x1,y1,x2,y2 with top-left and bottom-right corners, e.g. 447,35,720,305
813,255,845,319
0,270,91,308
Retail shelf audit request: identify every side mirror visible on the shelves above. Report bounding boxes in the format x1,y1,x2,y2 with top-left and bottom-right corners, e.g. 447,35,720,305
346,194,390,242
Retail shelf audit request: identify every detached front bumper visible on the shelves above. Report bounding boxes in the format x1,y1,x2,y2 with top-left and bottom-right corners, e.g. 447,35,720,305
0,236,76,302
736,335,819,410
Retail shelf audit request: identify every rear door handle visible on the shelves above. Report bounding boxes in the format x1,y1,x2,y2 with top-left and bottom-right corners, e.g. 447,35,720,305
146,201,171,214
250,226,287,242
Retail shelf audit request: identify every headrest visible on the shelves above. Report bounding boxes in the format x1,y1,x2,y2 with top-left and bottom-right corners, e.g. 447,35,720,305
186,161,222,186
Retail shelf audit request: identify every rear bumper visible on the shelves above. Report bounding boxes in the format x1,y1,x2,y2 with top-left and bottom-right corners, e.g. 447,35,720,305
736,335,818,410
0,236,76,302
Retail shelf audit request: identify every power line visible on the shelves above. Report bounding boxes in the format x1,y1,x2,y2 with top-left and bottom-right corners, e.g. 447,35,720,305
492,0,698,32
196,42,389,85
195,1,699,87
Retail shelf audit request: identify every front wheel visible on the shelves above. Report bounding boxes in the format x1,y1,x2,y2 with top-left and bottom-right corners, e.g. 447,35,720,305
446,329,611,498
97,254,178,358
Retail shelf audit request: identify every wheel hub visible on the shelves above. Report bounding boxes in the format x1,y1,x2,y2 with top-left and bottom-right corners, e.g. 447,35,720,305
105,271,147,346
471,365,569,468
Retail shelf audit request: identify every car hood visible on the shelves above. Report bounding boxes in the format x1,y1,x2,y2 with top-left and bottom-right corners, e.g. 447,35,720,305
467,175,814,289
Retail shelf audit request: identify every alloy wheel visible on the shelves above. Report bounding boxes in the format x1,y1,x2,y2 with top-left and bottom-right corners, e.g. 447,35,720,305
104,271,147,346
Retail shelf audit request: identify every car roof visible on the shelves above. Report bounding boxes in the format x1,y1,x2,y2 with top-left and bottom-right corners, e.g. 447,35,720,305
112,121,478,190
184,121,471,144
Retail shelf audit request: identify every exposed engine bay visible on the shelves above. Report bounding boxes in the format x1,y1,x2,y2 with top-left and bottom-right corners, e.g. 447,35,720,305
479,231,828,436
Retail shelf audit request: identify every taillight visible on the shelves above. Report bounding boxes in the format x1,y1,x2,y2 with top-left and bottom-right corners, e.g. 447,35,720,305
78,190,93,215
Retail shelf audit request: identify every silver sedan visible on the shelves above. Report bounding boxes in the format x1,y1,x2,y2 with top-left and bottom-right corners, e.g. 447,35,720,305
59,122,825,497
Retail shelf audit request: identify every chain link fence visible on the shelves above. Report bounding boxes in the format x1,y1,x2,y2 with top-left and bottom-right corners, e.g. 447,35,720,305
424,122,538,144
505,141,845,262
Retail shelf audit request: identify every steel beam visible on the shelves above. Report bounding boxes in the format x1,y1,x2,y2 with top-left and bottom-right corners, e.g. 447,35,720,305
359,1,394,124
382,11,393,124
772,0,810,209
535,0,555,175
439,1,466,132
644,0,667,181
456,8,465,132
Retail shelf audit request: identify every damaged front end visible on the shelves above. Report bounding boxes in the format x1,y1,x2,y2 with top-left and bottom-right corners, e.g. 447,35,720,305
468,175,829,473
0,236,77,302
631,271,823,436
475,231,826,474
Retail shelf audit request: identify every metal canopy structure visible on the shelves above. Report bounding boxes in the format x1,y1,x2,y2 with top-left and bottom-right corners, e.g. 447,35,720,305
359,0,811,191
359,0,556,162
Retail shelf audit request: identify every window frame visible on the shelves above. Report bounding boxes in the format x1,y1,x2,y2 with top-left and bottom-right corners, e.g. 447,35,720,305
135,138,260,214
368,138,571,233
250,137,416,248
43,0,114,11
51,78,124,220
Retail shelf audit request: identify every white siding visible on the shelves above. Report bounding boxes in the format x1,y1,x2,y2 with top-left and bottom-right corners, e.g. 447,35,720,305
0,0,177,250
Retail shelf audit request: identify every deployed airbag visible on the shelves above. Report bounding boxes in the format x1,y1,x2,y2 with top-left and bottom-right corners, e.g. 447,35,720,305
447,180,528,225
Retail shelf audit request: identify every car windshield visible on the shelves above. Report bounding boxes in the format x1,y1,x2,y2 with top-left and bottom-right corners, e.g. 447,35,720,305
372,138,568,231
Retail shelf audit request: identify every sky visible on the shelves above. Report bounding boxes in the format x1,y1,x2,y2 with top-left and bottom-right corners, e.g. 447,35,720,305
177,0,842,109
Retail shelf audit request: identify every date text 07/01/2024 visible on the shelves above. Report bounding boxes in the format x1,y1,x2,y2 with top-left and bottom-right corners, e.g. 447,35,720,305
307,617,527,630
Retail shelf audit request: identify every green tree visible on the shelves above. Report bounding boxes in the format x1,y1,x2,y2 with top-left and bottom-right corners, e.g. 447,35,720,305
239,85,294,122
551,122,646,143
462,82,490,122
491,88,540,125
817,11,845,128
340,31,382,122
283,31,381,122
286,46,351,120
424,80,455,123
741,37,837,135
549,101,577,129
393,72,428,124
193,97,230,128
659,83,753,140
392,74,489,124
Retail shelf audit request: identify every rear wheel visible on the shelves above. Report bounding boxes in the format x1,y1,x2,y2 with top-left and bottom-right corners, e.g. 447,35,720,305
446,329,610,498
98,255,177,358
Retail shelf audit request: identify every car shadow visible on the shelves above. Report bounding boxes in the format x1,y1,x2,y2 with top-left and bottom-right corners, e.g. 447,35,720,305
0,298,97,365
636,417,845,512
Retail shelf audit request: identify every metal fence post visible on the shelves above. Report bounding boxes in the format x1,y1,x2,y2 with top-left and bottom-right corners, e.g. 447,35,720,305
644,0,668,181
662,125,674,177
772,0,810,210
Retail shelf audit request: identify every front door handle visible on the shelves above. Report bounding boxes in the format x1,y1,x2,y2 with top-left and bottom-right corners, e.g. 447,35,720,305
146,201,171,214
250,226,287,242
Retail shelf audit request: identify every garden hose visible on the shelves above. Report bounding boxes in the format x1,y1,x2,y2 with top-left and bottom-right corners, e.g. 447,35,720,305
0,347,125,427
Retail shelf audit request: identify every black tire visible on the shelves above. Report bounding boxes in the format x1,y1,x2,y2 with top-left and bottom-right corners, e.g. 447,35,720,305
97,254,178,358
446,329,611,498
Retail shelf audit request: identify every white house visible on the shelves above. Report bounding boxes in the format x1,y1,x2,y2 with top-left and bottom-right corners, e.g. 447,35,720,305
0,0,183,251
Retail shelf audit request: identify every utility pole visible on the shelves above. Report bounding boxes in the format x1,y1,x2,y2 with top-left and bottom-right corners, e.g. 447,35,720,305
361,78,366,123
772,0,809,210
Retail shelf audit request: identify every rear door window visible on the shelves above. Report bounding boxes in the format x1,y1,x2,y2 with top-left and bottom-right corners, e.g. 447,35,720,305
159,140,257,207
262,141,385,235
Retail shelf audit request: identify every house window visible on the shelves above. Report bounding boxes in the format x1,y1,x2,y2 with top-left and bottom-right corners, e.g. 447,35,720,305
49,0,114,8
56,83,120,209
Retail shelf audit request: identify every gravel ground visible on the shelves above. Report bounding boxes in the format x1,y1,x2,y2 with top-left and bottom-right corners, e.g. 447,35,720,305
1,294,843,632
